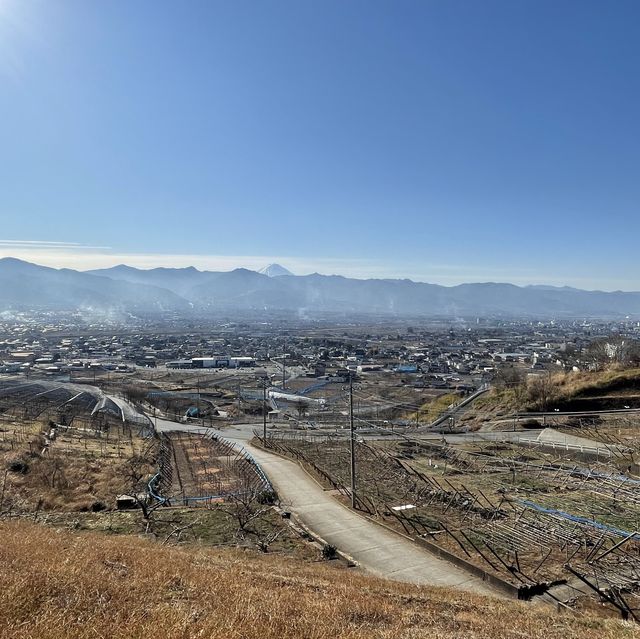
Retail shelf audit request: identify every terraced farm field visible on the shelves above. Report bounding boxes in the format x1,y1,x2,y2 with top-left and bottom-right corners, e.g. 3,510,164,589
264,427,640,618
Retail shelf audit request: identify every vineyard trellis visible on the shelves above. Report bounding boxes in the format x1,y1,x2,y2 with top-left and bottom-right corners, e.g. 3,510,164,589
261,429,640,615
156,432,272,507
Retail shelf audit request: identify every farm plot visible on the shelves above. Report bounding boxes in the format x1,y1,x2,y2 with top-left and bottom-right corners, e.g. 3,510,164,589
263,430,640,618
157,433,272,506
0,379,156,513
0,417,156,512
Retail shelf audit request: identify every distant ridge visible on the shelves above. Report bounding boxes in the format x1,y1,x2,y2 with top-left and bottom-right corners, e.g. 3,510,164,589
0,257,189,312
258,263,294,277
0,257,639,318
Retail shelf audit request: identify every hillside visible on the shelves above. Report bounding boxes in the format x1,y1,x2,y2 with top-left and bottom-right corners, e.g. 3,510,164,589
0,258,188,313
550,367,640,411
0,520,637,639
473,367,640,419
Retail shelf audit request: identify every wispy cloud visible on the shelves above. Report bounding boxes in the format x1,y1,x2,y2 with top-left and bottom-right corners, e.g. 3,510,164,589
0,240,111,250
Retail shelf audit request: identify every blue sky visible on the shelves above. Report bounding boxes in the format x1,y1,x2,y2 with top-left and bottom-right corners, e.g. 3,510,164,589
1,0,639,289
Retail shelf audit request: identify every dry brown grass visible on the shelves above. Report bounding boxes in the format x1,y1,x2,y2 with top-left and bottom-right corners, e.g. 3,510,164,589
0,520,638,639
471,367,640,417
402,392,462,423
1,447,155,512
0,417,156,513
553,367,640,397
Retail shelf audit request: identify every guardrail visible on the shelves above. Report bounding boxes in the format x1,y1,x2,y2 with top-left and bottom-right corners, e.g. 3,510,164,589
503,436,620,461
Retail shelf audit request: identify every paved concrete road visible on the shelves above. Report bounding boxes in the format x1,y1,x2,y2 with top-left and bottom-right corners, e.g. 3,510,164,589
244,441,500,595
155,417,501,597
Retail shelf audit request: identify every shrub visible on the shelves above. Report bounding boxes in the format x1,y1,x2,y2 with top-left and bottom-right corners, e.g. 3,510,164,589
91,500,108,512
257,489,277,505
321,543,337,560
7,458,29,474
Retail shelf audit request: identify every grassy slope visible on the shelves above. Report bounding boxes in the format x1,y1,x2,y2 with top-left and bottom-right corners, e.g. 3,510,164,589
473,367,640,417
1,520,638,639
553,367,640,398
403,392,462,423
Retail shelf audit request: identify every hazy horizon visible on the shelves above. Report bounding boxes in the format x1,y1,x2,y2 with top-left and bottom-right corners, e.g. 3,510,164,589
1,252,639,294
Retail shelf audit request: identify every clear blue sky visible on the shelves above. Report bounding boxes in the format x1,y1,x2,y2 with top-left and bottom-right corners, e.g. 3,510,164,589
1,0,639,289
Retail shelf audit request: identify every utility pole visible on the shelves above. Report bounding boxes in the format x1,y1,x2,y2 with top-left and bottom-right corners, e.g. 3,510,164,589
349,375,356,509
258,377,269,444
282,339,287,390
198,376,204,428
263,383,267,443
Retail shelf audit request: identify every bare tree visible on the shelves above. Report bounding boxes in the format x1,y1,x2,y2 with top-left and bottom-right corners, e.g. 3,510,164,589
493,364,527,407
494,364,524,389
527,375,557,412
122,450,167,534
220,487,285,552
585,335,640,370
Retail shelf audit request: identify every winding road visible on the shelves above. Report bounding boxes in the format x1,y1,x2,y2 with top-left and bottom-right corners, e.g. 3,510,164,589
154,417,502,597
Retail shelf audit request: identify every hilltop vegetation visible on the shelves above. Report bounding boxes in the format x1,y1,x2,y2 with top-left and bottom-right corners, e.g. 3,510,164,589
0,520,638,639
475,365,640,417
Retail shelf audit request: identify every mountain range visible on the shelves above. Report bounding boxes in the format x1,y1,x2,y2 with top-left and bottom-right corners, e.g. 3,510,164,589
1,257,640,318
